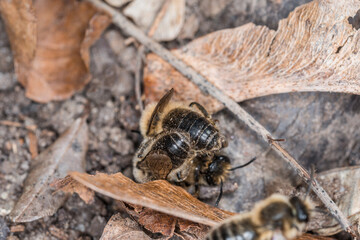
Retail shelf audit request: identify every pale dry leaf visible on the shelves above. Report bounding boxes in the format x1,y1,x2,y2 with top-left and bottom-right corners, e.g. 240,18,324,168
100,213,152,240
309,166,360,235
68,171,234,226
51,175,95,204
0,0,110,102
9,117,88,222
124,0,185,41
144,0,360,112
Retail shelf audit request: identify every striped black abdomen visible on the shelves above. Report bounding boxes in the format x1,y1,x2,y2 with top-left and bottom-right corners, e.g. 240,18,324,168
163,109,220,151
206,218,258,240
152,132,190,168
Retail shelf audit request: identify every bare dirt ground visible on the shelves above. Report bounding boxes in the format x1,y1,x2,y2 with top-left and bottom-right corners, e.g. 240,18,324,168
1,0,359,239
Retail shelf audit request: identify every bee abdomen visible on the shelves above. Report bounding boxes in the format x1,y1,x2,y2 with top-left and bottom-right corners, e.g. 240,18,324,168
164,109,220,151
153,132,191,168
206,218,258,240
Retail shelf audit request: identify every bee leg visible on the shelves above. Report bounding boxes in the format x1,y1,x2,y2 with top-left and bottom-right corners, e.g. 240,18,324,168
215,179,224,207
146,88,174,136
189,102,210,118
194,166,201,198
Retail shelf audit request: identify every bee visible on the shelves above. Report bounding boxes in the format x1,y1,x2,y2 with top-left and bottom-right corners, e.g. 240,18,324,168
206,194,313,240
139,88,227,154
185,154,256,206
133,130,197,183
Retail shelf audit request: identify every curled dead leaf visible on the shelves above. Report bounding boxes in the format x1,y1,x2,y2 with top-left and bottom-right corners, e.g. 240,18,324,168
144,0,360,112
9,117,88,222
0,0,110,102
60,171,234,226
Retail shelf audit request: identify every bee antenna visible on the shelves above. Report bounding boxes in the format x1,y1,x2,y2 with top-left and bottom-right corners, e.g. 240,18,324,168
304,164,315,201
229,157,256,171
215,179,223,207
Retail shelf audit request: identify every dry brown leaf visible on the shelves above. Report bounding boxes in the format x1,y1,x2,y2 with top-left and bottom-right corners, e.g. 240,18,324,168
177,219,210,240
9,117,88,222
0,0,110,102
115,201,209,239
295,234,336,240
67,171,234,226
51,175,95,204
124,0,185,41
138,208,176,236
309,166,360,235
27,130,38,159
144,0,360,112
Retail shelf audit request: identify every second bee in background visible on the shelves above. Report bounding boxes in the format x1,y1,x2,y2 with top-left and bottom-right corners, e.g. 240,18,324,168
206,194,313,240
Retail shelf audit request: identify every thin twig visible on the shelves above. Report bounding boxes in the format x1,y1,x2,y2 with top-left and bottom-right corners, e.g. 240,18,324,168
135,45,145,112
134,0,168,112
86,0,353,234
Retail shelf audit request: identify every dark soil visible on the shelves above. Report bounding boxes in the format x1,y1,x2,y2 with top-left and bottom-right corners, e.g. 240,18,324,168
3,0,359,239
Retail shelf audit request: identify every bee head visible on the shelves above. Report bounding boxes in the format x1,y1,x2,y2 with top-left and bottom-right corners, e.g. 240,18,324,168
204,155,231,186
290,196,310,223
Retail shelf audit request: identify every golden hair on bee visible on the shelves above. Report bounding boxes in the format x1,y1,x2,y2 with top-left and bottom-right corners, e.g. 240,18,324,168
206,194,313,240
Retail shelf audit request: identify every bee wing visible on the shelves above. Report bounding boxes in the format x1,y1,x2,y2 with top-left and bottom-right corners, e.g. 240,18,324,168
146,88,174,136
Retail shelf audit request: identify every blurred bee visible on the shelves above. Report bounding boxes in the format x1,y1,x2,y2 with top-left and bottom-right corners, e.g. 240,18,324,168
206,194,313,240
185,154,256,206
133,130,197,183
139,88,227,154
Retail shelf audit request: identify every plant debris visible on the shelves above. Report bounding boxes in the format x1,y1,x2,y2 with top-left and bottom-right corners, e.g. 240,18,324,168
0,0,110,102
144,0,360,112
9,117,88,222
